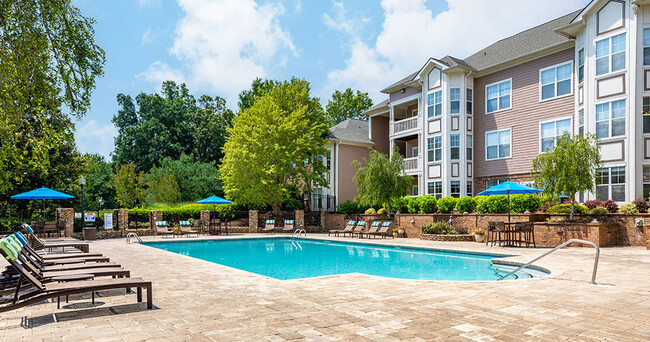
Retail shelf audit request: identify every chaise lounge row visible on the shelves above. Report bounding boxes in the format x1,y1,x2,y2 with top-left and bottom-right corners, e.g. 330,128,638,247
155,221,200,237
328,221,394,239
261,220,296,233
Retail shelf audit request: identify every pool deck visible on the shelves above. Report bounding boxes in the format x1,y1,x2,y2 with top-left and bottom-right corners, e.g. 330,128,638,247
2,234,650,341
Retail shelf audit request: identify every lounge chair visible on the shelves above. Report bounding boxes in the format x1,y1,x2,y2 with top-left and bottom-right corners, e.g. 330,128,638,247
22,224,90,253
179,221,199,237
345,222,366,238
367,221,393,239
155,221,172,238
329,221,355,236
0,242,152,313
262,220,275,233
282,220,295,233
359,222,381,238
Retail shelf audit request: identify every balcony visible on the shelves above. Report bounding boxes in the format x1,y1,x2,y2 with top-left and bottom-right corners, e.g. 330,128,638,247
403,156,419,173
392,115,420,135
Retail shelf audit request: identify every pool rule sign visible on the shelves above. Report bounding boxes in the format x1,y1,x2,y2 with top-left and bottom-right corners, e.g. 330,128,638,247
104,213,113,229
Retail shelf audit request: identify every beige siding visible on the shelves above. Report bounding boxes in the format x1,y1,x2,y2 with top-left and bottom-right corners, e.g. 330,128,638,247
371,115,390,154
474,48,575,178
389,86,420,103
337,144,370,203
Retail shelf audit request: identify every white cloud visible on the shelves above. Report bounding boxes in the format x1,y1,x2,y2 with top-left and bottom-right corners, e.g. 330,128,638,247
75,120,118,160
136,61,186,89
324,0,586,103
141,29,155,44
323,1,370,36
164,0,296,105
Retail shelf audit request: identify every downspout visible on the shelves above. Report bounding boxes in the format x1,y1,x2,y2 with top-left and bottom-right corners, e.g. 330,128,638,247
335,140,341,207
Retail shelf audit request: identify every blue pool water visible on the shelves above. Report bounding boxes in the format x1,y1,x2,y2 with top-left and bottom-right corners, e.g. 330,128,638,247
143,238,546,281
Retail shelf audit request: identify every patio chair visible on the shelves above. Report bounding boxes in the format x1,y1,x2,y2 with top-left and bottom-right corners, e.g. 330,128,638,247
367,221,393,239
328,221,355,236
155,221,172,238
209,219,221,235
179,221,199,237
282,220,295,233
347,221,369,238
359,222,381,238
486,221,505,247
22,224,90,253
43,221,59,237
0,245,152,313
262,220,276,233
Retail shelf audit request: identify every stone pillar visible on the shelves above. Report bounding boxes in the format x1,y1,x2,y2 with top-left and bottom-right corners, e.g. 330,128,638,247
249,210,258,233
56,208,74,237
645,228,650,250
295,210,304,230
149,210,163,231
200,210,210,224
320,210,326,232
114,209,129,232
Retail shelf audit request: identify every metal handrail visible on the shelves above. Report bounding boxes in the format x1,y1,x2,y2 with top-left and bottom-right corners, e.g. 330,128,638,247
497,239,600,284
291,229,306,238
126,232,143,244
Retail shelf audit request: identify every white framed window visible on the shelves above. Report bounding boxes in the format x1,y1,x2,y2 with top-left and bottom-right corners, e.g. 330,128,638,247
486,179,507,188
540,61,572,101
450,88,460,114
643,28,650,65
540,117,571,152
486,79,511,113
466,181,473,197
450,181,460,198
411,108,418,117
595,99,626,139
643,165,650,198
466,88,473,114
578,109,584,136
466,134,473,160
578,48,584,83
411,185,418,196
595,33,626,76
486,128,511,160
596,167,625,201
643,97,650,134
411,146,419,158
428,181,442,199
427,136,442,162
427,91,442,118
450,134,460,160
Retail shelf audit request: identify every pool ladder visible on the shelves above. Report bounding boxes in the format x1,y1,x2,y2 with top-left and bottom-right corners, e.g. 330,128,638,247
497,239,600,284
291,229,306,238
126,232,143,244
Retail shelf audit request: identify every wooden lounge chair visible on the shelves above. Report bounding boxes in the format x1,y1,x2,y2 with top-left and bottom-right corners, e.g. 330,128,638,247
0,250,152,313
282,220,295,233
22,224,89,253
329,221,355,236
367,222,393,239
345,222,366,238
262,220,275,233
155,221,172,238
179,221,199,237
359,222,381,238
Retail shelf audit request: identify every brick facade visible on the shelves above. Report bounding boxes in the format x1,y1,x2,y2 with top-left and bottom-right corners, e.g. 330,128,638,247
249,210,258,233
114,209,129,232
149,210,162,230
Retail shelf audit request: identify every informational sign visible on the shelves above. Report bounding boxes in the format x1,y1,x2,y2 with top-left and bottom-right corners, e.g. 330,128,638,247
84,213,96,222
104,213,113,229
74,213,82,219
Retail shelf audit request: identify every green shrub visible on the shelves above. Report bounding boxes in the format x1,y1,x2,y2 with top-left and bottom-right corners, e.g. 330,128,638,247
364,208,377,215
476,195,509,213
540,194,559,212
282,198,304,211
619,203,639,214
390,197,409,214
456,196,477,213
421,221,457,235
0,218,22,232
337,201,359,214
546,203,588,214
417,195,437,213
588,206,609,215
437,197,457,213
510,194,542,213
377,208,387,215
406,197,419,213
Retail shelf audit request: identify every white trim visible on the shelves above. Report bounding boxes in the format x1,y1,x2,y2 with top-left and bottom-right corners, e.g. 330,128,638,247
485,127,512,161
426,89,443,119
594,97,627,140
577,47,585,85
538,116,573,154
539,60,574,102
426,135,443,163
484,78,513,114
449,87,461,114
594,31,627,78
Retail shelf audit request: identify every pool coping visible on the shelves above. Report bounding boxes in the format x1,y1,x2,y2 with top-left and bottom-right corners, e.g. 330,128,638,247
141,235,557,280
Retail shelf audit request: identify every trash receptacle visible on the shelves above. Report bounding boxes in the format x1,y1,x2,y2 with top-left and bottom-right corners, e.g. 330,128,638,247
83,227,96,241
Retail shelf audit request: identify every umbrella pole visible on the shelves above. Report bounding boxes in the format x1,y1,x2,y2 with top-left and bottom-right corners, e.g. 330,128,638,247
43,199,46,221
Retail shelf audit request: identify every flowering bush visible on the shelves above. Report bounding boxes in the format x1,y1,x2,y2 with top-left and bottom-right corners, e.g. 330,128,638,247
632,198,649,213
588,206,609,215
472,227,486,235
421,221,457,235
602,199,618,213
619,203,639,215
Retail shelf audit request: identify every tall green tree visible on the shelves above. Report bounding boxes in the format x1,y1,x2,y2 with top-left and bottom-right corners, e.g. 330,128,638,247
325,88,373,125
112,81,233,172
80,154,118,210
110,163,146,208
146,173,180,205
353,146,413,216
531,132,602,220
0,0,104,219
221,78,329,212
149,154,222,202
236,78,279,113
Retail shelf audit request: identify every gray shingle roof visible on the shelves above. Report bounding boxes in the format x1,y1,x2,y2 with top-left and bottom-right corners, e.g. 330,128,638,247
327,119,373,145
438,55,475,71
380,71,418,93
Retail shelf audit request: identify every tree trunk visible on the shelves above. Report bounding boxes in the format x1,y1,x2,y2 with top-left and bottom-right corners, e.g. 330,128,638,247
272,202,282,213
570,199,575,221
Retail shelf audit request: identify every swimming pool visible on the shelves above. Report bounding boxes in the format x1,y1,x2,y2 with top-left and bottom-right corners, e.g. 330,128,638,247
143,238,547,281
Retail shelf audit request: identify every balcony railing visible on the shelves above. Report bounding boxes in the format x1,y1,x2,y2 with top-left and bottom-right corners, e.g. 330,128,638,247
403,157,419,172
393,115,419,134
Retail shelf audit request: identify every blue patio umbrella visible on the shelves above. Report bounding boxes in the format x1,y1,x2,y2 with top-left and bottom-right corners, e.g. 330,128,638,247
476,181,543,224
11,187,75,220
195,196,232,205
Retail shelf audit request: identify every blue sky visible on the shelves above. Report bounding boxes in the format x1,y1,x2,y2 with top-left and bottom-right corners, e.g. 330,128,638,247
73,0,587,160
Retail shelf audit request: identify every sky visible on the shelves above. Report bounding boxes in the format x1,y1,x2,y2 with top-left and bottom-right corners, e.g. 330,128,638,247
73,0,588,160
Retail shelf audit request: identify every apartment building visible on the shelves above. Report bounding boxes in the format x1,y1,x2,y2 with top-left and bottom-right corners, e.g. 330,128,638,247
362,0,650,203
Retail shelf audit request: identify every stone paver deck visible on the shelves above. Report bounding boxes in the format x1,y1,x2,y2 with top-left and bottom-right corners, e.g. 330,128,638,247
2,234,649,341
